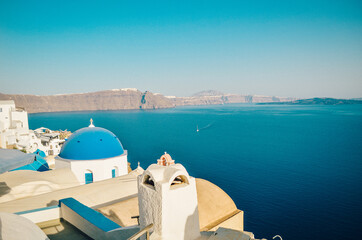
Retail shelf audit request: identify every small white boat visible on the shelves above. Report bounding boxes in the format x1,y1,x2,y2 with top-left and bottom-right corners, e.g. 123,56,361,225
196,125,199,132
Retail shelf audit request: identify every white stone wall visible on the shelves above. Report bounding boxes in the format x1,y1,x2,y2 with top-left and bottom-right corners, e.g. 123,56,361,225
55,158,71,169
162,176,200,240
18,206,60,224
0,101,34,150
138,164,201,240
55,153,128,184
11,111,29,130
0,101,15,131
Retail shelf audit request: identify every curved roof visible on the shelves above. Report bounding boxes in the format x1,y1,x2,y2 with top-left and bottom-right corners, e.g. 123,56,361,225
59,127,124,160
195,178,239,231
33,149,46,158
0,168,80,203
95,177,240,231
0,212,48,240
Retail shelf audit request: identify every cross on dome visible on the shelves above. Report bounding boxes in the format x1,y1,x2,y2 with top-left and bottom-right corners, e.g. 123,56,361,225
89,118,95,128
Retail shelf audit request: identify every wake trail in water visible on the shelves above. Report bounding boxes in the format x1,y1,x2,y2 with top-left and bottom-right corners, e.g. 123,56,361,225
198,122,215,131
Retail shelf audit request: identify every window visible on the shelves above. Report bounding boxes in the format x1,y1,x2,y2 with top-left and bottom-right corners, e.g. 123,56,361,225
170,175,189,189
143,175,155,190
85,170,93,184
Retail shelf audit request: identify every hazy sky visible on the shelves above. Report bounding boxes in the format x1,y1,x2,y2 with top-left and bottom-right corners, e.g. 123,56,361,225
0,1,361,98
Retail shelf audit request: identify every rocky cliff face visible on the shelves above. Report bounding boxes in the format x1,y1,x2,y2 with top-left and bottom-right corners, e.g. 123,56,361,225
167,93,295,106
0,89,175,113
0,89,297,113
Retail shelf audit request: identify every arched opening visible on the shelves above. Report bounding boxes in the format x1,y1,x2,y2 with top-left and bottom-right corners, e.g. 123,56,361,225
143,174,155,190
170,175,189,189
85,169,93,184
112,166,118,178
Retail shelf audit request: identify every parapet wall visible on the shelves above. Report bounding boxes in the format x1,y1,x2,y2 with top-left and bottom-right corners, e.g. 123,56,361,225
16,197,140,240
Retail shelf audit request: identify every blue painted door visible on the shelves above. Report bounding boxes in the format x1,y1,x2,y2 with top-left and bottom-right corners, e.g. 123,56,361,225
85,172,93,184
112,169,116,178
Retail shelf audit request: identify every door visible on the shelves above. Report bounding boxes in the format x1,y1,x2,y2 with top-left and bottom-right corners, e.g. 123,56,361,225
85,172,93,184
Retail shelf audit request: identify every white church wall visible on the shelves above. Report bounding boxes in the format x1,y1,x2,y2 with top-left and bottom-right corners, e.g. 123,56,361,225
161,176,200,240
55,158,71,169
56,153,128,184
138,163,201,240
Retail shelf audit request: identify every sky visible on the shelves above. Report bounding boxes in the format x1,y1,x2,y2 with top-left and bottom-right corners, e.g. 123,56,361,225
0,0,361,98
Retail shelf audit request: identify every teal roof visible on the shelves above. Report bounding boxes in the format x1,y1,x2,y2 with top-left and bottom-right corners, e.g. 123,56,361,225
59,127,124,160
0,149,49,173
11,155,49,172
59,198,121,232
33,149,46,158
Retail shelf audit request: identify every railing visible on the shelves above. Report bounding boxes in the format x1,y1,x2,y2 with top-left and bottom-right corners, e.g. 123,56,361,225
128,223,153,240
131,215,140,225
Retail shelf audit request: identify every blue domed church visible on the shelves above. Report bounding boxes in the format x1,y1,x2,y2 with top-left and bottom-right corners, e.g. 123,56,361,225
55,120,128,184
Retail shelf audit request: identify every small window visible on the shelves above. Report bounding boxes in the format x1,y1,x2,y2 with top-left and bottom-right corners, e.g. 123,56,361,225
170,175,189,189
85,170,93,184
143,175,155,190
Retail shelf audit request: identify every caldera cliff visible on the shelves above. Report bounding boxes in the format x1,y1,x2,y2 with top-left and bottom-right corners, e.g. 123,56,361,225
0,89,175,113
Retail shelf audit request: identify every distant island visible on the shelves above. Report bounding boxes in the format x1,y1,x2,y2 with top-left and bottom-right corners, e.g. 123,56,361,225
0,89,360,113
260,98,362,105
166,90,296,106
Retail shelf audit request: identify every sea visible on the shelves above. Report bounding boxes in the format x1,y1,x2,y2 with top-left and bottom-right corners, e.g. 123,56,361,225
28,104,362,240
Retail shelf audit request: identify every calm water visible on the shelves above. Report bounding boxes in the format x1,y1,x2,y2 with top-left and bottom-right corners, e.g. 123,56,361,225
29,104,362,240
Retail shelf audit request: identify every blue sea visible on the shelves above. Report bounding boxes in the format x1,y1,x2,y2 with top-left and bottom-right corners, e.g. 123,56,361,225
29,104,362,240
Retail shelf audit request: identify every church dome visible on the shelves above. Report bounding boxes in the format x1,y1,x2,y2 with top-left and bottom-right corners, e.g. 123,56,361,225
59,127,124,160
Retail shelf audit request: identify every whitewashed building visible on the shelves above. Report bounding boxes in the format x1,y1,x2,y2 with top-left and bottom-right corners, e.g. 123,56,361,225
0,100,64,155
33,128,64,156
0,100,30,149
55,121,128,184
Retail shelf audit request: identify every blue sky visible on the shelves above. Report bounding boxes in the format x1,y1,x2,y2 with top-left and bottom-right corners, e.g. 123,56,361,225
0,0,361,98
